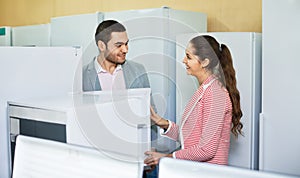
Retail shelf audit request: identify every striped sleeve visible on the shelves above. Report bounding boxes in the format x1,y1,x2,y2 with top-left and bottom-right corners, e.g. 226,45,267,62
161,120,180,142
173,84,228,162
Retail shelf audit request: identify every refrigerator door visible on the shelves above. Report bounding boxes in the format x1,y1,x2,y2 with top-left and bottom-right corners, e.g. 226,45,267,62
8,89,151,163
159,158,297,178
176,32,262,169
0,47,82,178
50,12,103,66
13,135,142,178
261,0,300,176
12,24,50,46
104,8,207,152
104,8,170,119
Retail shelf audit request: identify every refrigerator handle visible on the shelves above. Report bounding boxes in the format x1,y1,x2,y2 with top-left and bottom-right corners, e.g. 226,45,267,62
259,113,264,171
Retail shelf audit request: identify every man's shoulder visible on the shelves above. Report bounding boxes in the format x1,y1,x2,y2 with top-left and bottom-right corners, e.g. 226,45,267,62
83,59,95,71
124,60,145,69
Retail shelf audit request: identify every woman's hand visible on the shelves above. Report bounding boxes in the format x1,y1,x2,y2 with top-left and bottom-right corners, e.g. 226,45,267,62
150,106,162,124
144,151,167,166
150,107,169,129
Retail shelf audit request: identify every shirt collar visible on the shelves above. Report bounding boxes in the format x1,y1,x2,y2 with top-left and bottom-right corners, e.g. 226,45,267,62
94,58,122,74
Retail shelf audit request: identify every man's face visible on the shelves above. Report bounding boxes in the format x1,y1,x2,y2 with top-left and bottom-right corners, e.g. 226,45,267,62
103,31,129,65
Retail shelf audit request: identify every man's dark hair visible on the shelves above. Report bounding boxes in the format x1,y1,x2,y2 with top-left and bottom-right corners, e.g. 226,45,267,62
95,20,126,45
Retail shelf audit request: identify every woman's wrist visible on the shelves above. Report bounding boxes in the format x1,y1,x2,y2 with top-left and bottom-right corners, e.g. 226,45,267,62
156,118,169,130
166,153,173,158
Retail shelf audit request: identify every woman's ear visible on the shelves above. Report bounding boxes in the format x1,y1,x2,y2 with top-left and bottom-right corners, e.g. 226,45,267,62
97,40,106,51
201,58,210,68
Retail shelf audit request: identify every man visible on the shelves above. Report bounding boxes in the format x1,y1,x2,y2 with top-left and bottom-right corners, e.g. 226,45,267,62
83,19,157,143
83,20,152,92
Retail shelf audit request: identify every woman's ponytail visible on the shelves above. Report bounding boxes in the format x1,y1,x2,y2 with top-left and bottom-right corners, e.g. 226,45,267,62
219,44,243,138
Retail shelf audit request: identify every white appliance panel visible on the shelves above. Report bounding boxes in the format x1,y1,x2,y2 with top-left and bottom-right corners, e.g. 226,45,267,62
261,0,300,176
0,27,11,46
12,24,50,46
9,89,151,162
50,13,103,66
0,47,82,178
13,135,142,178
159,158,297,178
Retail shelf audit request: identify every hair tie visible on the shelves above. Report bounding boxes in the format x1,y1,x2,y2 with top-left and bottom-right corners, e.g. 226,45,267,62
219,44,222,52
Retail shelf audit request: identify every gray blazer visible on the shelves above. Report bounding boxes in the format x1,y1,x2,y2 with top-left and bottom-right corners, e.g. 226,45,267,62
83,58,151,91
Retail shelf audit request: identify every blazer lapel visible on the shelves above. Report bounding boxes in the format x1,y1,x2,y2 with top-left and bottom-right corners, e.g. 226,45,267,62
87,60,101,91
180,78,217,139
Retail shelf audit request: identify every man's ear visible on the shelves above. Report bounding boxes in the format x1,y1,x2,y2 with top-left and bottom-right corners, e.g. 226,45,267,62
97,40,106,51
201,58,210,68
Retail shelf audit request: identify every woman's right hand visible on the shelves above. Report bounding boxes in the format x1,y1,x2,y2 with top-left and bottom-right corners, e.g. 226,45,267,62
150,107,169,129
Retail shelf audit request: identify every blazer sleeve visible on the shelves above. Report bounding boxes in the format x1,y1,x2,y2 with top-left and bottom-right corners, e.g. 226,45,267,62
161,120,180,141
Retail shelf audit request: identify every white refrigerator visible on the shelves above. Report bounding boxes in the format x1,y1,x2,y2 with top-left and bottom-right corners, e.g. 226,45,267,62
51,13,102,66
50,7,207,152
8,89,151,164
0,47,82,178
260,0,300,176
103,7,207,152
12,24,50,46
0,27,11,46
176,32,262,170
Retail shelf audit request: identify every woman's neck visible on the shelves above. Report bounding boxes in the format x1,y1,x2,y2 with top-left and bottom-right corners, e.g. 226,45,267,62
196,72,212,86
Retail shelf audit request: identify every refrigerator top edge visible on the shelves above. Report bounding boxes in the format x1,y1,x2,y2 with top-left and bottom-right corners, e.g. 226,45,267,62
11,24,50,29
50,12,102,21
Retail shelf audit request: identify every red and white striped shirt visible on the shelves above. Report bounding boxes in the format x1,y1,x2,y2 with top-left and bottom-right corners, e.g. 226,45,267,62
163,76,232,165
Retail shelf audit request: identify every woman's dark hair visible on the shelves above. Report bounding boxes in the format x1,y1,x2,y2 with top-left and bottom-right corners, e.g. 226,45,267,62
95,20,126,45
190,35,243,138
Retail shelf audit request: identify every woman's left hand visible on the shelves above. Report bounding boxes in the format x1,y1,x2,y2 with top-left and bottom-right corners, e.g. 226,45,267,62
144,151,167,166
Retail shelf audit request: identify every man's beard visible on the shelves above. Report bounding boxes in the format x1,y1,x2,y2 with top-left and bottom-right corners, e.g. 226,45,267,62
104,52,126,65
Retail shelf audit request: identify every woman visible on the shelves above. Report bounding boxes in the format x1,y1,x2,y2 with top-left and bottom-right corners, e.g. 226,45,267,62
144,35,243,166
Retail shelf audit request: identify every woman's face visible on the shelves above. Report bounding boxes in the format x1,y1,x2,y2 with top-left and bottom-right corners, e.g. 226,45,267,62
182,43,204,77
